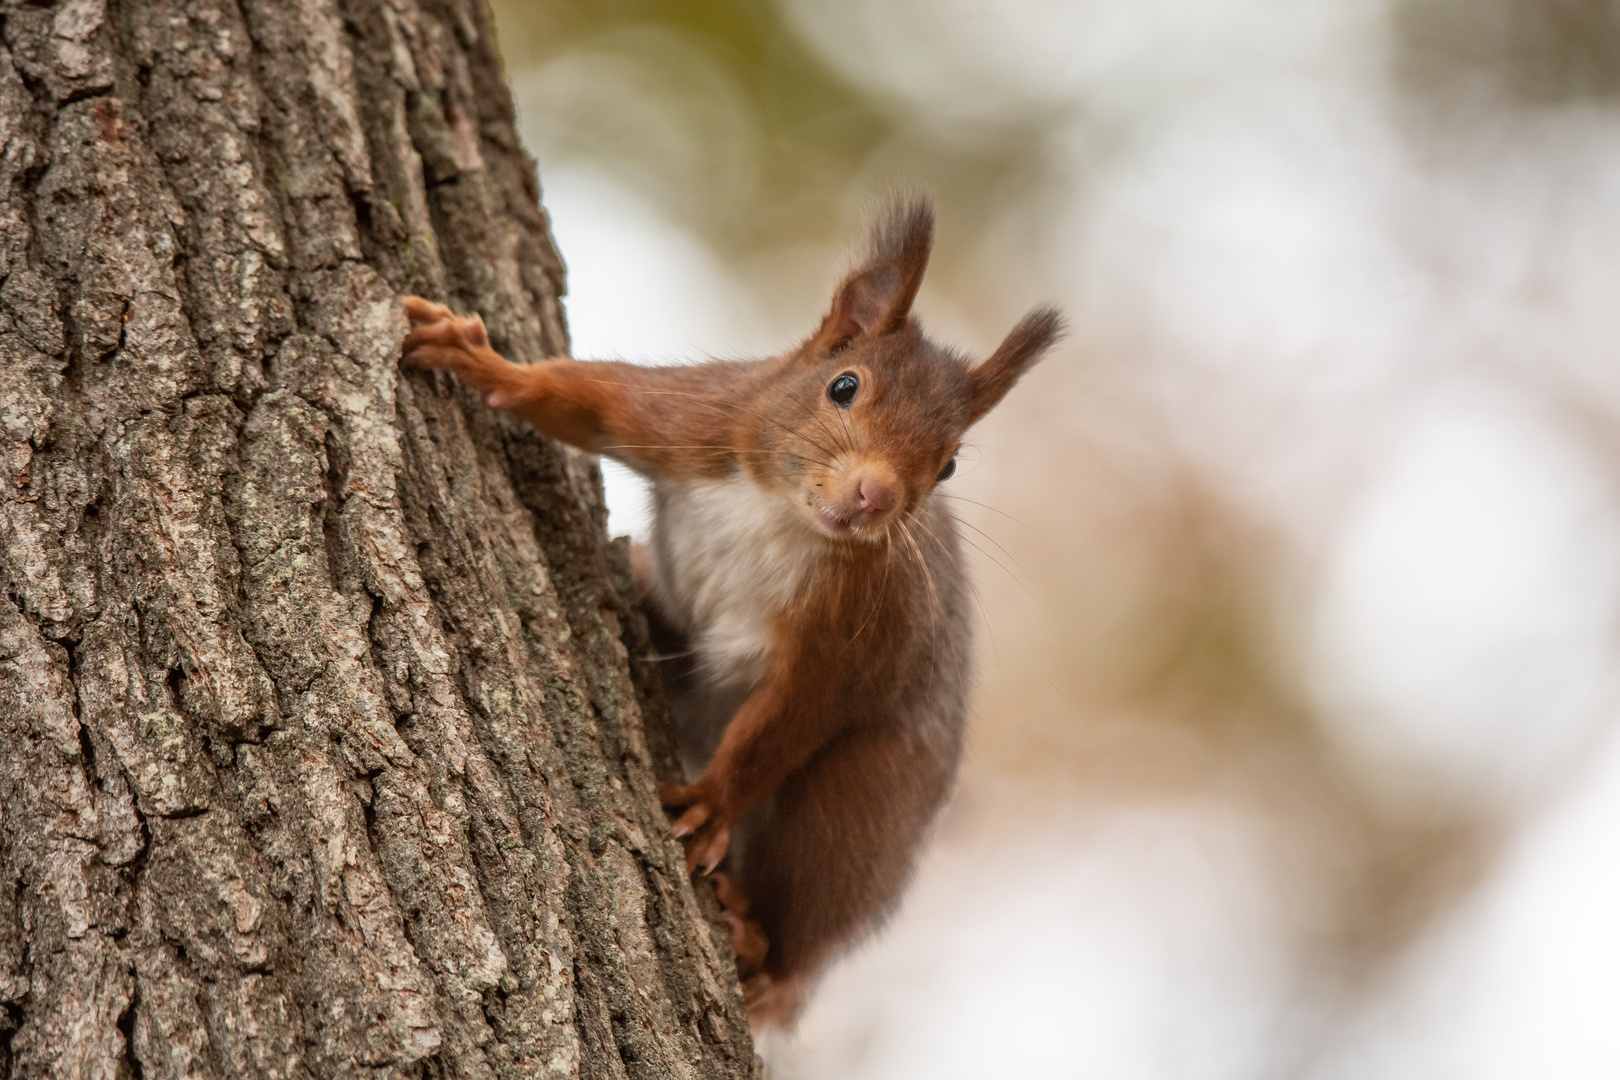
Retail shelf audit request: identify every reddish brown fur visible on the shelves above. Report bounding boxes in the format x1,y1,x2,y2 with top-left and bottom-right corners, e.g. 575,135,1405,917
400,197,1062,1027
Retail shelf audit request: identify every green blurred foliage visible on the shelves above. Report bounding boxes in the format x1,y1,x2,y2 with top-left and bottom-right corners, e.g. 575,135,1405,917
488,0,1062,259
1394,0,1620,104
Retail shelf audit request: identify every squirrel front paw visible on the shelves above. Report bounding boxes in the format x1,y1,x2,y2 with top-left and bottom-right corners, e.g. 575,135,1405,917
659,781,733,875
402,295,491,354
400,296,520,408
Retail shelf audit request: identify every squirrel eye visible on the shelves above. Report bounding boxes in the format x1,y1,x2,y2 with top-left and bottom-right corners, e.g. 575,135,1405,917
936,458,956,482
827,372,859,407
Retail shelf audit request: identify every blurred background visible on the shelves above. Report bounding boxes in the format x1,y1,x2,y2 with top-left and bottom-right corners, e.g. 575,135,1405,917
487,1,1620,1075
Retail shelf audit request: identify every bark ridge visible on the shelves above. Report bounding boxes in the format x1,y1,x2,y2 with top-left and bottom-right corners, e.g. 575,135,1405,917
0,0,755,1076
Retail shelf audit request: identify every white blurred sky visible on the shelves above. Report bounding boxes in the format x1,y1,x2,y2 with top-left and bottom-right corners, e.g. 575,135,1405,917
514,0,1620,1074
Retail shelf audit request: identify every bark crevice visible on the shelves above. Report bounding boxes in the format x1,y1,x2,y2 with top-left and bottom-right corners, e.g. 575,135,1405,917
0,1,756,1076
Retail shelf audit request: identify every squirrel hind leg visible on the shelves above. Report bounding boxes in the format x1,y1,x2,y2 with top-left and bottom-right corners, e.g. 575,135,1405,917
734,725,951,1025
710,871,770,977
711,870,798,1031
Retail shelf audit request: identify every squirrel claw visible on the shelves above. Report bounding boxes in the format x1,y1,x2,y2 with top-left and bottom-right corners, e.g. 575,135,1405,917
402,295,455,326
688,822,731,875
671,802,710,838
660,782,732,873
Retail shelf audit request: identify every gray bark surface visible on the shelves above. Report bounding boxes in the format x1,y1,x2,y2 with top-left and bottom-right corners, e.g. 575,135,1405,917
0,0,755,1075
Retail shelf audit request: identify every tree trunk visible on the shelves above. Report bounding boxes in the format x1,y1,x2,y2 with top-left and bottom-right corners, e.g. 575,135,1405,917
0,1,755,1076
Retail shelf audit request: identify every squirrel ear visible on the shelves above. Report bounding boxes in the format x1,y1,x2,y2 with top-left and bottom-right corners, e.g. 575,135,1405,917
968,307,1065,425
829,263,902,341
809,199,934,352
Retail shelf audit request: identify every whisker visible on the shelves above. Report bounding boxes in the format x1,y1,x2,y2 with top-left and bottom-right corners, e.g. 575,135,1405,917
602,382,845,462
601,444,824,470
898,517,964,689
950,515,1042,595
847,533,895,646
910,514,1000,681
932,493,1041,535
896,520,939,635
912,517,990,620
780,387,854,459
642,647,699,663
833,397,859,457
776,371,856,461
954,530,1049,615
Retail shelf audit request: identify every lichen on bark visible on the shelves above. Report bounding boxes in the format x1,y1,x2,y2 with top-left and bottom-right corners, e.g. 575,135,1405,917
0,0,755,1076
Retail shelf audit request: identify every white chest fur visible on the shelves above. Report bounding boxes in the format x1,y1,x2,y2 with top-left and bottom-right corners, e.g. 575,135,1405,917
649,477,824,689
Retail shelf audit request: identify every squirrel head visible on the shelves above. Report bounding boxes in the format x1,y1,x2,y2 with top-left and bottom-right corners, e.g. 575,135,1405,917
757,198,1064,544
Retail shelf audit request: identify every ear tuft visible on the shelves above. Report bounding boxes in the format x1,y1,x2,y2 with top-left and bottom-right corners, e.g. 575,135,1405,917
811,196,936,352
862,197,933,335
968,306,1065,425
866,198,934,281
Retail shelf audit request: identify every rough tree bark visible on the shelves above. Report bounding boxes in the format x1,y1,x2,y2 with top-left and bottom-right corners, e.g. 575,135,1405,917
0,0,756,1076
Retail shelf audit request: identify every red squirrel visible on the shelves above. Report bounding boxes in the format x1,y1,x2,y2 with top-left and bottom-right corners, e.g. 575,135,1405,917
400,199,1061,1026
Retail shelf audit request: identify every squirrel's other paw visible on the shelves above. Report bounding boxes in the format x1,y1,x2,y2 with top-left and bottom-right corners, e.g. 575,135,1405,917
660,781,733,875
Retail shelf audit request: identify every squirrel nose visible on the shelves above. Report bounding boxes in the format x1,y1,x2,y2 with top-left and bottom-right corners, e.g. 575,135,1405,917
856,476,896,514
